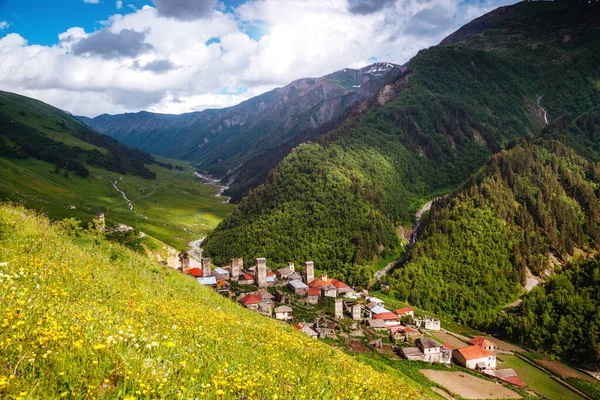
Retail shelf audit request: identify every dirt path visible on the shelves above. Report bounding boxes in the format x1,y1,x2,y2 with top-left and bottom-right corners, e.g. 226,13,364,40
112,179,148,219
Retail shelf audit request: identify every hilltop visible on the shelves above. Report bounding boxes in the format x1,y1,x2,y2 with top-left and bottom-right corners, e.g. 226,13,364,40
0,203,426,399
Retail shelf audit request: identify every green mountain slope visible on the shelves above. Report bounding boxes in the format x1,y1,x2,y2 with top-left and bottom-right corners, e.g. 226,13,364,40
389,140,600,327
80,63,405,202
0,91,234,249
0,204,426,399
203,1,600,283
501,255,600,365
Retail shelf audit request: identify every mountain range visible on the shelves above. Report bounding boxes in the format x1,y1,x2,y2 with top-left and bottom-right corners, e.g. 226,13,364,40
79,62,404,201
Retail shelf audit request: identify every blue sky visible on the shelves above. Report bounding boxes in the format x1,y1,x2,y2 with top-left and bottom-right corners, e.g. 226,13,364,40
0,0,258,46
0,0,517,116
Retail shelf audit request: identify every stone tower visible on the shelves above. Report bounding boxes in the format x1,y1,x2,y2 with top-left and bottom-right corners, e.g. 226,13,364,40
334,298,343,319
230,258,243,281
287,262,295,272
352,304,362,321
256,257,267,287
94,212,105,232
201,258,211,277
179,252,190,272
303,261,314,284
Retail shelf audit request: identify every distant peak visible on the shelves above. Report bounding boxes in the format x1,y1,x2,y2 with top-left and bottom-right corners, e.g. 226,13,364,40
360,62,397,76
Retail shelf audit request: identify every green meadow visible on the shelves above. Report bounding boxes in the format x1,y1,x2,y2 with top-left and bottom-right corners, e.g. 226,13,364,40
0,155,234,250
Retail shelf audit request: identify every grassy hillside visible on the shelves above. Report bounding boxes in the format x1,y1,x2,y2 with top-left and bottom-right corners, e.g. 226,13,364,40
0,91,234,250
389,140,600,327
204,1,600,283
0,204,426,399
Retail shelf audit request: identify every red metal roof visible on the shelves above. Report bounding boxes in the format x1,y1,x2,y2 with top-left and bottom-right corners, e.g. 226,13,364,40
374,312,400,320
241,273,255,281
457,346,495,360
307,277,348,289
307,287,321,296
443,342,454,350
395,307,414,315
501,375,525,388
468,336,495,348
188,268,202,277
240,293,261,305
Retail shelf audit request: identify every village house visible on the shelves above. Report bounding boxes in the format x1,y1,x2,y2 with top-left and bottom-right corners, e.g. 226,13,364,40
306,287,320,304
366,296,384,306
237,273,256,285
313,319,338,339
395,307,414,318
288,279,309,295
320,283,337,298
287,271,303,281
276,263,296,279
415,316,441,331
483,369,525,388
398,338,451,364
469,336,495,352
197,276,218,286
364,302,390,319
274,305,293,321
213,267,230,280
294,323,318,339
390,325,419,342
453,346,497,370
366,319,388,331
239,292,262,310
307,274,353,297
373,312,401,326
239,290,275,313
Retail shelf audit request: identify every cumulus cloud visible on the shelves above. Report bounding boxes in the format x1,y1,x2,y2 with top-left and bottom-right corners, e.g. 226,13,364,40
116,1,123,10
0,21,9,30
0,0,519,116
83,0,100,3
72,28,153,59
348,0,396,15
152,0,217,21
132,58,178,74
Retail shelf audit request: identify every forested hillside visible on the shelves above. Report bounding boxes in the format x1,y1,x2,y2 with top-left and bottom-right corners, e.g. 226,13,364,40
0,91,167,179
389,140,600,327
204,1,600,285
501,256,600,364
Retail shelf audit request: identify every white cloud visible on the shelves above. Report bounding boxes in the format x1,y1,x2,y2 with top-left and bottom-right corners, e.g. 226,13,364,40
0,0,518,117
83,0,100,4
0,21,9,30
116,1,123,10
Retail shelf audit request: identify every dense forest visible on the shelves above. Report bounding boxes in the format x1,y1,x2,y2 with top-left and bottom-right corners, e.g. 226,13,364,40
204,2,600,286
501,256,600,364
388,141,600,327
0,92,170,179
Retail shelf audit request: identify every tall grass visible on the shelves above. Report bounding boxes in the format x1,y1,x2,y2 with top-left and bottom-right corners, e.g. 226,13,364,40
0,204,426,399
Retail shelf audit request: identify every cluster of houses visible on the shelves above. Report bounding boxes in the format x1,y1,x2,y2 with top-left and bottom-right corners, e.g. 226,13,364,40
399,335,525,388
182,256,359,321
179,254,527,390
